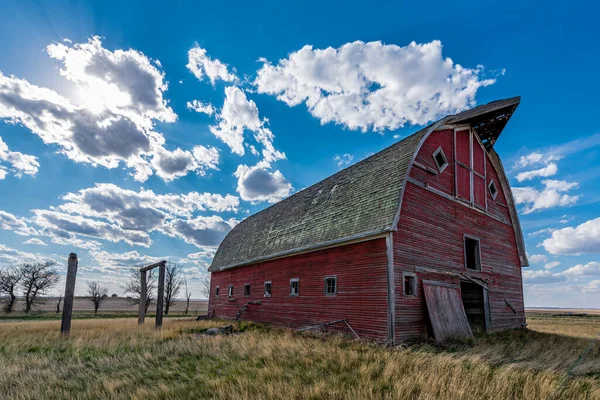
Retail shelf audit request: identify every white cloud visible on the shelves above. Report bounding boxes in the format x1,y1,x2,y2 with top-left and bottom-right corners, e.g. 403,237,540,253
515,163,558,182
187,100,215,116
528,253,548,264
186,45,236,85
1,37,213,183
32,209,151,247
0,244,54,265
21,183,240,250
210,86,285,162
544,261,561,269
334,153,354,168
542,218,600,255
522,269,567,284
563,262,600,276
515,152,562,168
0,136,39,178
515,134,600,168
23,238,46,246
234,161,293,203
162,215,237,248
583,280,600,293
90,250,164,269
47,36,175,123
255,40,497,132
528,228,556,237
512,179,579,214
0,210,37,236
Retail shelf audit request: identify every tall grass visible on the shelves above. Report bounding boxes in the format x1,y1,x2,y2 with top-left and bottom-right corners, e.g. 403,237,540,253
0,315,597,399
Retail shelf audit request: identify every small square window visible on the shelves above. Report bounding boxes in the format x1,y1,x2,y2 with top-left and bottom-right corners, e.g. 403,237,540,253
290,278,299,297
432,147,449,173
228,285,234,297
488,180,498,200
325,276,337,296
464,236,481,271
244,283,251,297
215,286,220,297
264,281,272,297
403,273,417,296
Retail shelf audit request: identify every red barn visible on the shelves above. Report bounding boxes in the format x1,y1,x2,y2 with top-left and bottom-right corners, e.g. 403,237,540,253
208,97,528,344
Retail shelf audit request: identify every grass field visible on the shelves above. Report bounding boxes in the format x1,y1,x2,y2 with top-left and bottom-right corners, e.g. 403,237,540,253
0,314,598,399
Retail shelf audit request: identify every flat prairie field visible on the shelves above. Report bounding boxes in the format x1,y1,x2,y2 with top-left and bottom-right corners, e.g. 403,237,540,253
0,314,598,399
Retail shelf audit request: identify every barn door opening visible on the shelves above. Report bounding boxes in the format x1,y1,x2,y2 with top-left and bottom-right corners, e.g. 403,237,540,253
460,281,489,333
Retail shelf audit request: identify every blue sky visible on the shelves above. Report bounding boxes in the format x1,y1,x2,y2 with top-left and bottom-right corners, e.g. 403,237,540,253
0,0,598,305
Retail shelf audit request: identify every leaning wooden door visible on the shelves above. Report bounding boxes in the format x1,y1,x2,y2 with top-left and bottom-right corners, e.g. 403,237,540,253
423,280,473,342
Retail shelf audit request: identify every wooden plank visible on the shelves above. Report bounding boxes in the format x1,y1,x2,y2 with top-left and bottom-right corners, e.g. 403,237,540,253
140,260,166,272
155,262,166,328
138,270,146,325
423,281,473,342
60,253,78,335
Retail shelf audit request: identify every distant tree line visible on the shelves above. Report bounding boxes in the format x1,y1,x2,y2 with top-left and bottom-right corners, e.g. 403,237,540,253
0,259,203,315
0,261,60,313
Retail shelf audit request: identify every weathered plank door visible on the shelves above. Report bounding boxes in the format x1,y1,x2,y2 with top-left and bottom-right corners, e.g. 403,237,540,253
423,280,473,342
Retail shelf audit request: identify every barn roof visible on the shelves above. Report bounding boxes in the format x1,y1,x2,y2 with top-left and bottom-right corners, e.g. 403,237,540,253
210,97,521,271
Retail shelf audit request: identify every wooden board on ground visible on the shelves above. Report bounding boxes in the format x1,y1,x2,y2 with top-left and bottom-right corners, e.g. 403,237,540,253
423,280,473,342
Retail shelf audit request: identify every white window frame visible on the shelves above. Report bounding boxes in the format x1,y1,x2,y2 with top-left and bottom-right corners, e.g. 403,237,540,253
289,278,299,297
264,281,272,297
228,285,234,297
324,276,337,296
432,146,449,174
463,235,482,271
488,179,498,200
403,272,417,297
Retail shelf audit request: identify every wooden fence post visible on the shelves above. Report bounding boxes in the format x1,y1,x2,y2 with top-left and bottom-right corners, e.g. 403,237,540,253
60,253,78,335
155,261,166,328
138,270,147,325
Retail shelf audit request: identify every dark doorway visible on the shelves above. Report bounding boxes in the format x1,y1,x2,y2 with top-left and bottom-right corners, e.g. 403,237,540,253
460,281,487,333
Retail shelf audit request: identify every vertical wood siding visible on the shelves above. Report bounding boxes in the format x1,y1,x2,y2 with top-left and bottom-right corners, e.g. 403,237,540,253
210,238,390,341
394,129,526,342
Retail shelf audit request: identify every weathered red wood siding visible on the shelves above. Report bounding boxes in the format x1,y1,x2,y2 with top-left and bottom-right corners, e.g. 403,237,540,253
209,238,390,341
394,128,525,342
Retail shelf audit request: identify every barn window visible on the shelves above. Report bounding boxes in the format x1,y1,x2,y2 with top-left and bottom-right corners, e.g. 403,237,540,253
244,283,251,297
432,147,448,173
264,281,272,297
228,285,234,297
488,180,498,200
464,236,482,271
290,278,299,297
215,286,220,297
324,276,337,296
403,272,417,296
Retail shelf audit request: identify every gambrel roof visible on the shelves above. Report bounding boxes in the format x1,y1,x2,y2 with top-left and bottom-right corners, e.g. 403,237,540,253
210,97,524,271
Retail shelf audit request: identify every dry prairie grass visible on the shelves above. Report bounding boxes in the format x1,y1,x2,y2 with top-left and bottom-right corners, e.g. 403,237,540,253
0,315,597,399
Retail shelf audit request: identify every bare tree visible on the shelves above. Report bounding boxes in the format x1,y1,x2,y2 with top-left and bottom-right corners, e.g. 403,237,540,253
201,276,211,299
0,266,21,312
19,261,60,313
87,282,108,314
184,277,191,315
56,295,62,314
123,268,156,314
164,262,183,315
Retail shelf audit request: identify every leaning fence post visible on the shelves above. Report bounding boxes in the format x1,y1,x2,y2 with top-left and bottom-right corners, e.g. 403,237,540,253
155,261,166,328
138,270,147,325
60,253,78,335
